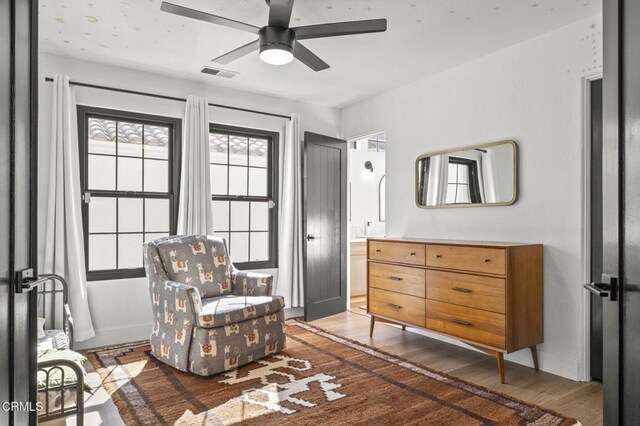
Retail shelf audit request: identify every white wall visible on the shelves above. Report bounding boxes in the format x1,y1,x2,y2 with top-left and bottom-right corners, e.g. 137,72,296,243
341,16,602,381
38,52,340,349
349,149,385,234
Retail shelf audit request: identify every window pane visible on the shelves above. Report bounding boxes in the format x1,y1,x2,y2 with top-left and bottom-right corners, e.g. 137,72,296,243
89,197,116,233
230,202,249,231
211,165,228,196
447,164,458,184
144,125,169,159
378,142,386,152
228,166,248,196
209,133,228,164
117,121,143,157
212,201,229,232
144,159,168,193
88,155,116,190
118,233,144,268
214,232,230,252
118,198,143,232
250,202,269,231
367,140,378,152
89,234,116,271
117,157,142,191
249,138,268,167
88,118,116,155
145,233,169,243
248,168,267,197
446,184,456,204
229,232,248,263
145,199,170,232
456,186,471,203
228,135,248,166
458,165,469,184
250,232,269,262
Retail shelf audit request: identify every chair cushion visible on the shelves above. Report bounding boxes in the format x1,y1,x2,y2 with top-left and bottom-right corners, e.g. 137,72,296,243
197,295,285,328
156,235,232,298
37,330,69,350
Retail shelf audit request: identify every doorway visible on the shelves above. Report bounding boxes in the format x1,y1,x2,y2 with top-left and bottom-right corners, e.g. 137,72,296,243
347,132,386,313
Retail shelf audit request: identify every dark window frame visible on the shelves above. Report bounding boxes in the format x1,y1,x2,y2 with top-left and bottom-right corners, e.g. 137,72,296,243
77,105,182,281
209,123,278,270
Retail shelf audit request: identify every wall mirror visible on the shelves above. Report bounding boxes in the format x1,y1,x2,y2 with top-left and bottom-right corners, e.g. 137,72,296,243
415,140,517,208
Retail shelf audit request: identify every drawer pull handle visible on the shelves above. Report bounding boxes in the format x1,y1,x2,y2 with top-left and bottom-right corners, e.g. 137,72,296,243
376,249,382,253
387,276,403,281
484,258,491,263
387,303,403,310
410,252,417,256
451,287,472,293
451,319,472,327
435,254,442,258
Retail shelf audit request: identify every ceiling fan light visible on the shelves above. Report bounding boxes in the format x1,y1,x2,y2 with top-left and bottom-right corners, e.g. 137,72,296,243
260,46,294,65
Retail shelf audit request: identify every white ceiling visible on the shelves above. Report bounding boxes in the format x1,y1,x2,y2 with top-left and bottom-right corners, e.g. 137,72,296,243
40,0,601,108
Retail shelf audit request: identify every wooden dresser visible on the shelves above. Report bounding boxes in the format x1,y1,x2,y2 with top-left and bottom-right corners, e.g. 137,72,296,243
367,237,543,383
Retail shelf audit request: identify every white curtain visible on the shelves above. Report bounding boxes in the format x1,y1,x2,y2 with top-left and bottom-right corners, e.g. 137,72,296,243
277,114,304,308
43,74,95,342
425,154,449,206
481,150,498,203
177,96,214,235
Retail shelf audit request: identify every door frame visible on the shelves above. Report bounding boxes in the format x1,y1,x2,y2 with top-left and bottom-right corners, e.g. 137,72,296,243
580,72,603,382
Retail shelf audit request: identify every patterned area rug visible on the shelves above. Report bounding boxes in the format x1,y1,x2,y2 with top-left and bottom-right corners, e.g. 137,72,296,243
88,320,578,425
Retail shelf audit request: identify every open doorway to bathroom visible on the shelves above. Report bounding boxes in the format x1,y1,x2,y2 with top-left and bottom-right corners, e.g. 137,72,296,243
348,132,386,312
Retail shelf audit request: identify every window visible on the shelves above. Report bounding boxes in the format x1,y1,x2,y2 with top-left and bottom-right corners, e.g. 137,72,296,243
446,157,481,205
78,106,181,281
209,124,278,269
367,133,386,152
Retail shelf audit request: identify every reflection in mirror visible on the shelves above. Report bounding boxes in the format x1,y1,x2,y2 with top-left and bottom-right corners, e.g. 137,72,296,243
416,141,517,207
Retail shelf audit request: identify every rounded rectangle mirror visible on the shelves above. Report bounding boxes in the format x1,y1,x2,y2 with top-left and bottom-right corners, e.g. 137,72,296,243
415,140,518,208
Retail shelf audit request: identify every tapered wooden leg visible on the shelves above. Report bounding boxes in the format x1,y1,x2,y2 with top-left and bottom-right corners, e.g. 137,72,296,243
369,316,375,338
530,346,539,371
401,325,406,331
495,352,505,384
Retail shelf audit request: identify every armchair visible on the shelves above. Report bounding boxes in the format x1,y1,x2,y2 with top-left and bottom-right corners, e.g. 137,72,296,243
145,235,286,376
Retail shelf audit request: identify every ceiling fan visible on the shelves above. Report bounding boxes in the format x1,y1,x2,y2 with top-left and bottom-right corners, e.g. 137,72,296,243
160,0,387,71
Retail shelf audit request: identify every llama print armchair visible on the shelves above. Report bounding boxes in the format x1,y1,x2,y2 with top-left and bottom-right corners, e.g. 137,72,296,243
145,235,286,376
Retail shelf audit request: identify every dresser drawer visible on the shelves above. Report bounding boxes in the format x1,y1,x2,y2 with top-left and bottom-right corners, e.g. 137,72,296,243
426,270,505,314
369,241,425,266
369,288,425,327
426,245,506,275
369,262,426,298
426,300,505,349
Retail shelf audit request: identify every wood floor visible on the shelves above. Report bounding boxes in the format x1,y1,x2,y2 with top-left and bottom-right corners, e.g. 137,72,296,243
311,307,603,426
42,304,602,425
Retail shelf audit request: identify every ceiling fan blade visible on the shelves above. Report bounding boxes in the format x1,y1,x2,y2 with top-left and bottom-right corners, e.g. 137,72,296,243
160,2,260,34
268,0,295,28
212,40,260,64
294,42,330,72
293,19,387,40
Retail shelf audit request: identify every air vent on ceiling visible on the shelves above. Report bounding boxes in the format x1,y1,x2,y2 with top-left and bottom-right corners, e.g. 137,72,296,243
201,66,239,79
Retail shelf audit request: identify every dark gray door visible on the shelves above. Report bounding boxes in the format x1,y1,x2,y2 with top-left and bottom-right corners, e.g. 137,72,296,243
593,0,640,423
1,0,39,424
590,78,604,382
302,132,347,321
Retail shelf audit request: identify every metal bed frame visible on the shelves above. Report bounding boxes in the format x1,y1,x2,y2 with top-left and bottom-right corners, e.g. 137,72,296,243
36,274,84,425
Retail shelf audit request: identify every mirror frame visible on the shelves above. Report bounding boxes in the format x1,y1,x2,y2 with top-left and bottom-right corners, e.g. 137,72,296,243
414,139,518,209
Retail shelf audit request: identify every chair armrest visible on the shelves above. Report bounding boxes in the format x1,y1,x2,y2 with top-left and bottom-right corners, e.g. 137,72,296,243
63,303,74,350
151,280,202,322
231,270,273,296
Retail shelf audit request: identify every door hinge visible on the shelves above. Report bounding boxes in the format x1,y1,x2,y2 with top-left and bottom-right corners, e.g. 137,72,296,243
268,200,276,209
83,192,91,203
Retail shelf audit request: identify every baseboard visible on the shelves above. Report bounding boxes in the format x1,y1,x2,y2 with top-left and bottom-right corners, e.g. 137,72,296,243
403,327,581,381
